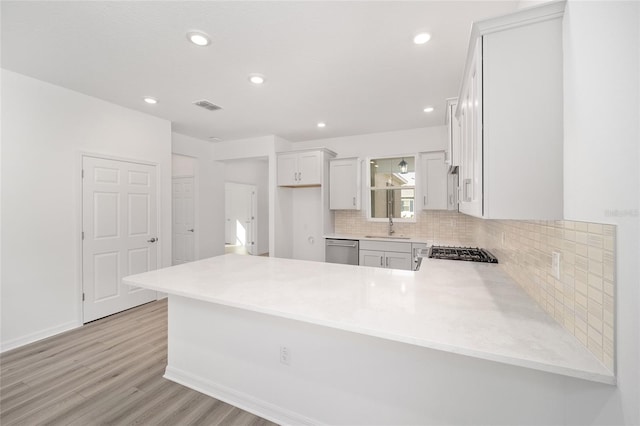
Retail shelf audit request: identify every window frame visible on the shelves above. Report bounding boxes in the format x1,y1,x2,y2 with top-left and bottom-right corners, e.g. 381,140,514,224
365,155,417,223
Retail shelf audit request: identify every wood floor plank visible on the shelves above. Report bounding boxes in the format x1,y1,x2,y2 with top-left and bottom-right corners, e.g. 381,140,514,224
0,299,278,426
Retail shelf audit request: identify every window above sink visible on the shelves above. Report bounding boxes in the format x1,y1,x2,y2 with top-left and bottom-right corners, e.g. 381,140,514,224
367,156,416,221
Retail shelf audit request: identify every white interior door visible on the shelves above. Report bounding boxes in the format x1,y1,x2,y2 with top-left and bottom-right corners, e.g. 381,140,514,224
82,156,158,323
172,177,195,265
225,182,258,254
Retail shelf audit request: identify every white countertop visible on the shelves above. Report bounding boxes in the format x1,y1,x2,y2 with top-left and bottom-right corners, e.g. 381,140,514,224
123,254,614,384
324,233,431,244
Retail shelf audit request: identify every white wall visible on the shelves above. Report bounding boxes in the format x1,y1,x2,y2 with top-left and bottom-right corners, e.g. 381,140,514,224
172,133,225,260
212,135,293,258
223,158,270,255
172,153,196,176
562,1,640,424
294,126,447,159
1,70,172,351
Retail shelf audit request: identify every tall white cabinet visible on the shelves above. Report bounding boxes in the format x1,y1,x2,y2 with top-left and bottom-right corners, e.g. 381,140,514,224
457,2,565,219
275,148,337,262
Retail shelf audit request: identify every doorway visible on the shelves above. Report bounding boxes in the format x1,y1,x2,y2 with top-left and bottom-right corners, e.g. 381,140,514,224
172,176,195,265
82,155,158,323
225,182,257,255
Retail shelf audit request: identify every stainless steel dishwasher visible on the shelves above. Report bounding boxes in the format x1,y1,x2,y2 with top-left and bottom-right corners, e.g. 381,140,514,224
325,238,359,265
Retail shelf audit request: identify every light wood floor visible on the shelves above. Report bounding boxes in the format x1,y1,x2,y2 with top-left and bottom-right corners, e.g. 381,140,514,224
0,299,279,426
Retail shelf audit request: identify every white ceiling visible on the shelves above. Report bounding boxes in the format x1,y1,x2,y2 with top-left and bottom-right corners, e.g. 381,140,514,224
1,1,519,143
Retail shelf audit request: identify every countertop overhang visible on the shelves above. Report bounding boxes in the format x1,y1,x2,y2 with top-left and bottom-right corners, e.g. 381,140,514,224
123,254,614,384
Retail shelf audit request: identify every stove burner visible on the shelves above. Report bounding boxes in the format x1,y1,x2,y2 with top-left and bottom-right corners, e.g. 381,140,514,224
428,246,498,263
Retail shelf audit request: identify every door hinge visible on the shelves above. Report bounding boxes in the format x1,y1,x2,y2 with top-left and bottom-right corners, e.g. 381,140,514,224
81,169,84,178
82,231,85,240
82,293,85,301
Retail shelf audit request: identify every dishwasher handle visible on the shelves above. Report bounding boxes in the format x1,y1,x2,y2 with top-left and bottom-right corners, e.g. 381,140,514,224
326,240,358,248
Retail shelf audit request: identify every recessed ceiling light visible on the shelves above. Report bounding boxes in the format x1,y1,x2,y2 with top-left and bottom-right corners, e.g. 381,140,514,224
187,31,211,47
249,74,265,85
423,106,435,113
413,33,431,45
143,97,158,104
317,122,326,128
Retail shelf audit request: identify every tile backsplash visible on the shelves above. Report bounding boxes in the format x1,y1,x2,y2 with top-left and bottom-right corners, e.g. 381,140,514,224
335,210,616,372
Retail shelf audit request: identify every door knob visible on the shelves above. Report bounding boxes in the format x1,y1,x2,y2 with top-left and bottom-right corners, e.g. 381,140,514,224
187,229,194,232
147,237,157,243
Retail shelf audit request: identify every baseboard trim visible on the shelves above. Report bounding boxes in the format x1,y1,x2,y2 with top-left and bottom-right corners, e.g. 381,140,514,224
0,320,80,353
164,365,321,426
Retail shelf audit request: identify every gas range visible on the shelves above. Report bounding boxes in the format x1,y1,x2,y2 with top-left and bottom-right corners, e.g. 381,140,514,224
426,246,499,264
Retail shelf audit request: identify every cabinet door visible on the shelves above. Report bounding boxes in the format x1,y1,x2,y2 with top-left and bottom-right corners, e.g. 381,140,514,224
385,252,412,270
277,153,298,186
421,152,447,210
458,38,483,218
448,100,461,168
330,158,360,210
359,250,384,268
297,151,322,185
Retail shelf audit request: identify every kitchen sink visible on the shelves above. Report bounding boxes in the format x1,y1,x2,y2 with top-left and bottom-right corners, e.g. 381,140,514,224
364,235,411,240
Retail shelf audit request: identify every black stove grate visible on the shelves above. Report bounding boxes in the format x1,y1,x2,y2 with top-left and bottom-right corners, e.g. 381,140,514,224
428,246,498,263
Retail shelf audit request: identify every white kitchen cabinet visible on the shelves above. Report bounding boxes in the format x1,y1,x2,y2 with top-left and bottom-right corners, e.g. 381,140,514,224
420,151,448,210
411,242,427,270
274,148,337,262
359,240,412,271
445,98,460,169
359,250,412,270
329,158,361,210
458,37,483,218
277,150,323,187
456,2,564,220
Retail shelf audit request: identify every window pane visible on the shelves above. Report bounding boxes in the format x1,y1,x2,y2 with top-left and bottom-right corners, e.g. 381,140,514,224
370,188,415,219
370,157,415,188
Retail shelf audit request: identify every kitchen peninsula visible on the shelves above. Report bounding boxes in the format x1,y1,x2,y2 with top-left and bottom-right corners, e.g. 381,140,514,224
123,254,614,425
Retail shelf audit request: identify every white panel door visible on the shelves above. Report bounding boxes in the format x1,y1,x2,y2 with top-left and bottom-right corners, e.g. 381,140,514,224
82,156,158,323
172,177,195,265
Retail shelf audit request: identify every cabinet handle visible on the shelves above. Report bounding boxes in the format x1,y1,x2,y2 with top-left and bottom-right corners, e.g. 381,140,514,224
386,257,389,267
380,256,384,266
423,195,427,207
353,197,356,206
463,178,472,202
299,171,302,182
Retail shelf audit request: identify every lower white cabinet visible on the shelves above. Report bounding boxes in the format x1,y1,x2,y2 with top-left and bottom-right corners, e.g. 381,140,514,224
359,240,412,270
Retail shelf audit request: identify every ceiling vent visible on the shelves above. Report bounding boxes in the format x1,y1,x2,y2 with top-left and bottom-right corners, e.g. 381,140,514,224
193,100,223,111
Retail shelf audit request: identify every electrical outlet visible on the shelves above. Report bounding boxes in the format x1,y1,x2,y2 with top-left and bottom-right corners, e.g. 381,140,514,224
552,252,561,280
280,346,290,365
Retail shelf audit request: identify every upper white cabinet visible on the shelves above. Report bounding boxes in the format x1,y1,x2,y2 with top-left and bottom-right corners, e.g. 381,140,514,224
445,98,460,169
456,2,565,220
277,150,323,187
458,38,483,218
420,151,448,210
329,157,361,210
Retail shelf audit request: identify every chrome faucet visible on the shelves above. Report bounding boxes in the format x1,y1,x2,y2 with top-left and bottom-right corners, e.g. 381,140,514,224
388,214,394,235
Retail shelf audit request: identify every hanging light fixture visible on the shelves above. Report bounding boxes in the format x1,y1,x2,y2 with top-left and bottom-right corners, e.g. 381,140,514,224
398,158,408,174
